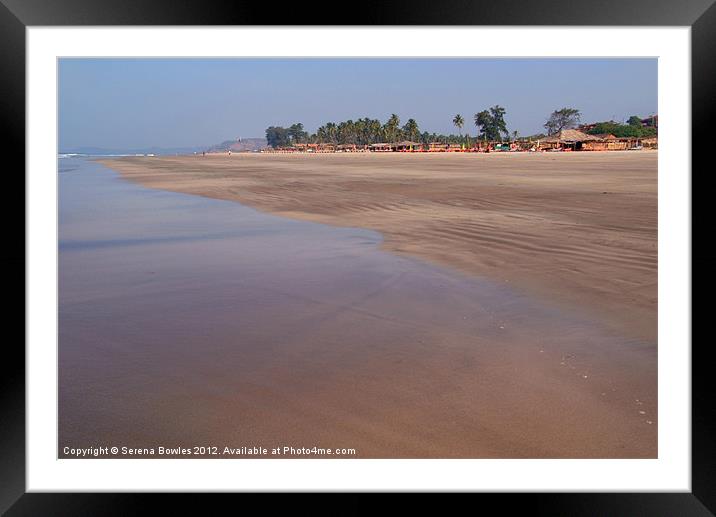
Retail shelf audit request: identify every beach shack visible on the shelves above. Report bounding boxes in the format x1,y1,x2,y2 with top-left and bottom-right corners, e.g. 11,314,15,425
293,143,317,153
369,143,393,152
540,129,601,151
273,146,298,153
428,142,449,152
393,140,422,152
641,137,658,149
578,133,635,151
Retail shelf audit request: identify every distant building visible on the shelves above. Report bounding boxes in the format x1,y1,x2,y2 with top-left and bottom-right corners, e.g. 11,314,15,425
577,122,600,133
641,115,658,127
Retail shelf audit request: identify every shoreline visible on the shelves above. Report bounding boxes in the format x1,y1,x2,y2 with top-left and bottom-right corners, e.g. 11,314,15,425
98,151,657,343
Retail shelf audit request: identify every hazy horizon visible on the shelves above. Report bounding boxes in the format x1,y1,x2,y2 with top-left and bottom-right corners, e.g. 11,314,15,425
59,58,657,150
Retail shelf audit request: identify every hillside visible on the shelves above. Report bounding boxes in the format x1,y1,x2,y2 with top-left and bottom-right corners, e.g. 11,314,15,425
208,138,267,152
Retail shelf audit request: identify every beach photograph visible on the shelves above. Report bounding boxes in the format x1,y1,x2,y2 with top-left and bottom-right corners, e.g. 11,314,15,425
58,58,658,459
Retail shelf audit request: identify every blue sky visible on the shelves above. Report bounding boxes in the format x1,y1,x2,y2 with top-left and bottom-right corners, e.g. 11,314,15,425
59,58,657,149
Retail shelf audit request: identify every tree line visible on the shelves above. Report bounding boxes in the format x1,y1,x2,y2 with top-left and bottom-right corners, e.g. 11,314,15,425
266,107,511,148
585,116,658,138
265,107,656,148
543,108,657,138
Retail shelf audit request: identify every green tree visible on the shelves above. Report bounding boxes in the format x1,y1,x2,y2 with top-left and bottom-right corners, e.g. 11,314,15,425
588,120,658,138
265,126,290,148
544,108,581,135
316,122,338,143
373,118,386,143
338,120,356,144
474,106,509,141
490,106,508,141
586,121,643,138
474,110,490,140
384,114,401,143
628,115,643,127
288,123,308,144
326,122,337,143
402,118,420,142
453,114,465,137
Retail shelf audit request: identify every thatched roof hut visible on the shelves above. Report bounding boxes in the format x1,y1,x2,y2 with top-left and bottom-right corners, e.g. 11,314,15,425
542,129,601,143
393,140,422,151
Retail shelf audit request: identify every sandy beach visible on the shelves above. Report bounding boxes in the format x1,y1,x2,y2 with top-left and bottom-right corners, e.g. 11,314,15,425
100,151,657,342
57,152,661,459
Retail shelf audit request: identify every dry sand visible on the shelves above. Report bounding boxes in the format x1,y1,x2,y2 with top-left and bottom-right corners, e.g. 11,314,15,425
100,151,657,342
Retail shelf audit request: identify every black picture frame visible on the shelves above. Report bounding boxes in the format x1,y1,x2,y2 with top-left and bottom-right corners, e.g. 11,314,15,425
2,0,711,513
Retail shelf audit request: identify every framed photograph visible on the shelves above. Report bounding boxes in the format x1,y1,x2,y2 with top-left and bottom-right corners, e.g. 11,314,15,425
3,0,711,512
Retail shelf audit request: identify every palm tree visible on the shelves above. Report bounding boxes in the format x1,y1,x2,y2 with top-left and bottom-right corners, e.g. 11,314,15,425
325,122,337,143
402,119,419,142
453,114,465,147
453,114,464,137
385,114,400,143
371,118,384,143
338,120,356,145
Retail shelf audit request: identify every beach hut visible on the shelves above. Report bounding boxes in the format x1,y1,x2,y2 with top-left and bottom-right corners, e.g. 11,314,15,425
369,143,393,152
428,142,448,152
641,137,658,149
540,129,601,151
470,140,490,152
583,134,629,151
393,141,422,152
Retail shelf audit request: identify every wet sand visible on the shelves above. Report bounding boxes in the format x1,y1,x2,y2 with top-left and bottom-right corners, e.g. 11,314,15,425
62,154,659,458
101,152,657,342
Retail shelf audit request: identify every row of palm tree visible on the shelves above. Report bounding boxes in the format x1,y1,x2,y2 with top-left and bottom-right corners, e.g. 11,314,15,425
268,107,515,148
313,115,421,146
